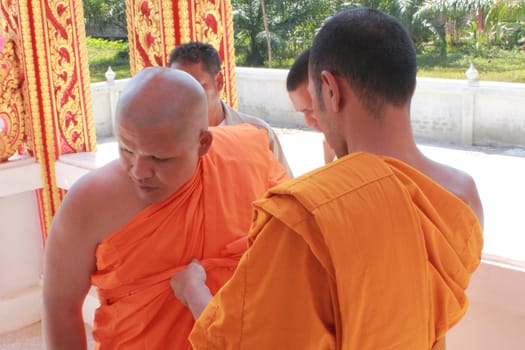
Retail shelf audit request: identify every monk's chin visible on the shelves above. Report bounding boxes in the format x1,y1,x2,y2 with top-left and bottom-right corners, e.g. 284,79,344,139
134,186,167,204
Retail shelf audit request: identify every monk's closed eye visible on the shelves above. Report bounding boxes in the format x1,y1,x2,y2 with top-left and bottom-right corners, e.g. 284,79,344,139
151,156,170,162
120,147,132,155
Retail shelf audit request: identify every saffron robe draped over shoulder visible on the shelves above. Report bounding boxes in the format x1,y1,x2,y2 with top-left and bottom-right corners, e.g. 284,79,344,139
190,152,483,350
90,124,288,349
221,101,293,178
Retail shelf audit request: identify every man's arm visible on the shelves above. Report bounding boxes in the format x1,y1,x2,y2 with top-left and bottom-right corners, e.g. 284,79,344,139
267,130,294,178
170,259,212,320
190,215,334,349
42,178,100,350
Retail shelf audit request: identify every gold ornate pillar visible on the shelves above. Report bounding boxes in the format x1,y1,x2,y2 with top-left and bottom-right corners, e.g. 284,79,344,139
126,0,237,108
0,0,96,241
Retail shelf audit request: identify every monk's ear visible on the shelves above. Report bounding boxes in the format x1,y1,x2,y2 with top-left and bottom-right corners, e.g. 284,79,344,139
198,130,213,156
320,70,341,113
215,70,224,92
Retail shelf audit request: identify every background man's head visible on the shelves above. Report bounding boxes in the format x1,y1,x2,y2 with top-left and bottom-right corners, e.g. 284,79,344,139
115,67,212,203
309,7,417,118
168,42,225,126
286,49,310,93
286,49,319,130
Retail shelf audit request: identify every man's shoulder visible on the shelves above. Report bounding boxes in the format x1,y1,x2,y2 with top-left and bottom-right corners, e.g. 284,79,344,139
222,103,275,134
427,161,483,226
57,160,131,224
385,156,483,225
67,160,123,200
49,160,131,245
265,153,392,208
209,124,269,151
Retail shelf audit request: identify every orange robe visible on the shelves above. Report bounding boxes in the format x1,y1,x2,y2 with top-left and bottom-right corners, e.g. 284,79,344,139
191,152,483,349
90,124,288,349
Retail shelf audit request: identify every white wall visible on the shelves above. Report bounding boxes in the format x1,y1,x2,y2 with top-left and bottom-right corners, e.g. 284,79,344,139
234,67,525,148
0,159,44,333
448,261,525,349
91,79,129,138
474,83,525,147
90,68,525,149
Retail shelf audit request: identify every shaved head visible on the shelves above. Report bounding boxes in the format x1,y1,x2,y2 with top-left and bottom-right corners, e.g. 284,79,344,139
116,67,209,139
114,67,213,203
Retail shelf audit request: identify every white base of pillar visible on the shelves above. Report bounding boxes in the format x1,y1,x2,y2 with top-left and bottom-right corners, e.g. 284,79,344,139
0,285,42,334
82,287,100,328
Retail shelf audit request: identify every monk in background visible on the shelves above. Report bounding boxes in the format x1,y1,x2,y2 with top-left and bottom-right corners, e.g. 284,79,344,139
42,67,288,349
174,8,484,349
169,42,293,177
287,48,336,164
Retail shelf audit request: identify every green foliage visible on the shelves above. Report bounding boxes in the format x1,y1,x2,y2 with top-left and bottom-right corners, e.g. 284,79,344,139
474,0,525,49
418,47,525,82
232,0,349,67
86,37,130,82
82,0,127,37
82,1,525,83
231,0,524,66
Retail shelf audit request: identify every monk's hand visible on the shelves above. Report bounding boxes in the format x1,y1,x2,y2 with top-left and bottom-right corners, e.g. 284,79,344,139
170,259,209,307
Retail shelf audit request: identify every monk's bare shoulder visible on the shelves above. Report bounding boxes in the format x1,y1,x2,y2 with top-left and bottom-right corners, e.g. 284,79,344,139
426,159,484,227
66,160,123,202
55,160,142,242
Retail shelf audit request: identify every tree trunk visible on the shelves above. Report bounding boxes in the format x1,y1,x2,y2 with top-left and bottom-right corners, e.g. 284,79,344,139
260,0,272,68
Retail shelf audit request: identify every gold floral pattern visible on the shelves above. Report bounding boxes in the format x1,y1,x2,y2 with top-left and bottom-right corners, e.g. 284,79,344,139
0,4,27,161
1,1,95,239
126,0,237,107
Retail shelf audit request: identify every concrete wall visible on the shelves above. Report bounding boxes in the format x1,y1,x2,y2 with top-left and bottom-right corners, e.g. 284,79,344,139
234,67,525,148
0,159,43,333
448,261,525,349
91,79,128,139
91,68,525,149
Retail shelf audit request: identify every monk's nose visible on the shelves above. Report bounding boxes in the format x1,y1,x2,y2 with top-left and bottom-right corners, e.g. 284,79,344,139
304,111,319,129
130,157,154,181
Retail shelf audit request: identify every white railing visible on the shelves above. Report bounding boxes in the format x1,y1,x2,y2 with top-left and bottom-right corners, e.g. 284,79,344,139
234,67,525,148
91,67,525,149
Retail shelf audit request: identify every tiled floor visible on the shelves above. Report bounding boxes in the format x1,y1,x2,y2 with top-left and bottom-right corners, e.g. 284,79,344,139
0,322,94,349
0,323,42,350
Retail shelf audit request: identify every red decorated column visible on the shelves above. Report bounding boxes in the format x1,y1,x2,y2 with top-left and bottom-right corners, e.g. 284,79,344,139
126,0,238,108
0,0,96,241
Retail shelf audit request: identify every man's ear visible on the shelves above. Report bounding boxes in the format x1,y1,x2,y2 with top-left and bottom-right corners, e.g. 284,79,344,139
320,70,341,112
198,130,213,156
215,70,225,92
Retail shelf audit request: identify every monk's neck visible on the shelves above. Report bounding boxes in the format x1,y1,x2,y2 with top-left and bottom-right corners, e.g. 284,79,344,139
208,100,225,126
345,109,426,166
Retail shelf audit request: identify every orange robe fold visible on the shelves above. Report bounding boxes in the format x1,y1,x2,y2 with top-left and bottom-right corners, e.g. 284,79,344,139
91,124,288,349
191,152,483,349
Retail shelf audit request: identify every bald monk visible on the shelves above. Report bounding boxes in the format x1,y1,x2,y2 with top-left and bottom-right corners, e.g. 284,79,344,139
42,67,288,349
173,8,484,350
287,48,336,164
168,42,293,177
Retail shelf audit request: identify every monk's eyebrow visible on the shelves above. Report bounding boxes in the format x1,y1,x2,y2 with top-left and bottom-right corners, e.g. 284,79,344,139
118,141,133,152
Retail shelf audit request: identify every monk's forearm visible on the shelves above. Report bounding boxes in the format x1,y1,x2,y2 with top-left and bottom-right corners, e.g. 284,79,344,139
43,311,87,350
185,281,212,320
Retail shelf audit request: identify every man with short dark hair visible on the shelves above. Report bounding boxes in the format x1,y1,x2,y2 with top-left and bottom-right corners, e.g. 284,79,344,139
169,42,293,177
287,48,336,164
179,8,483,349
